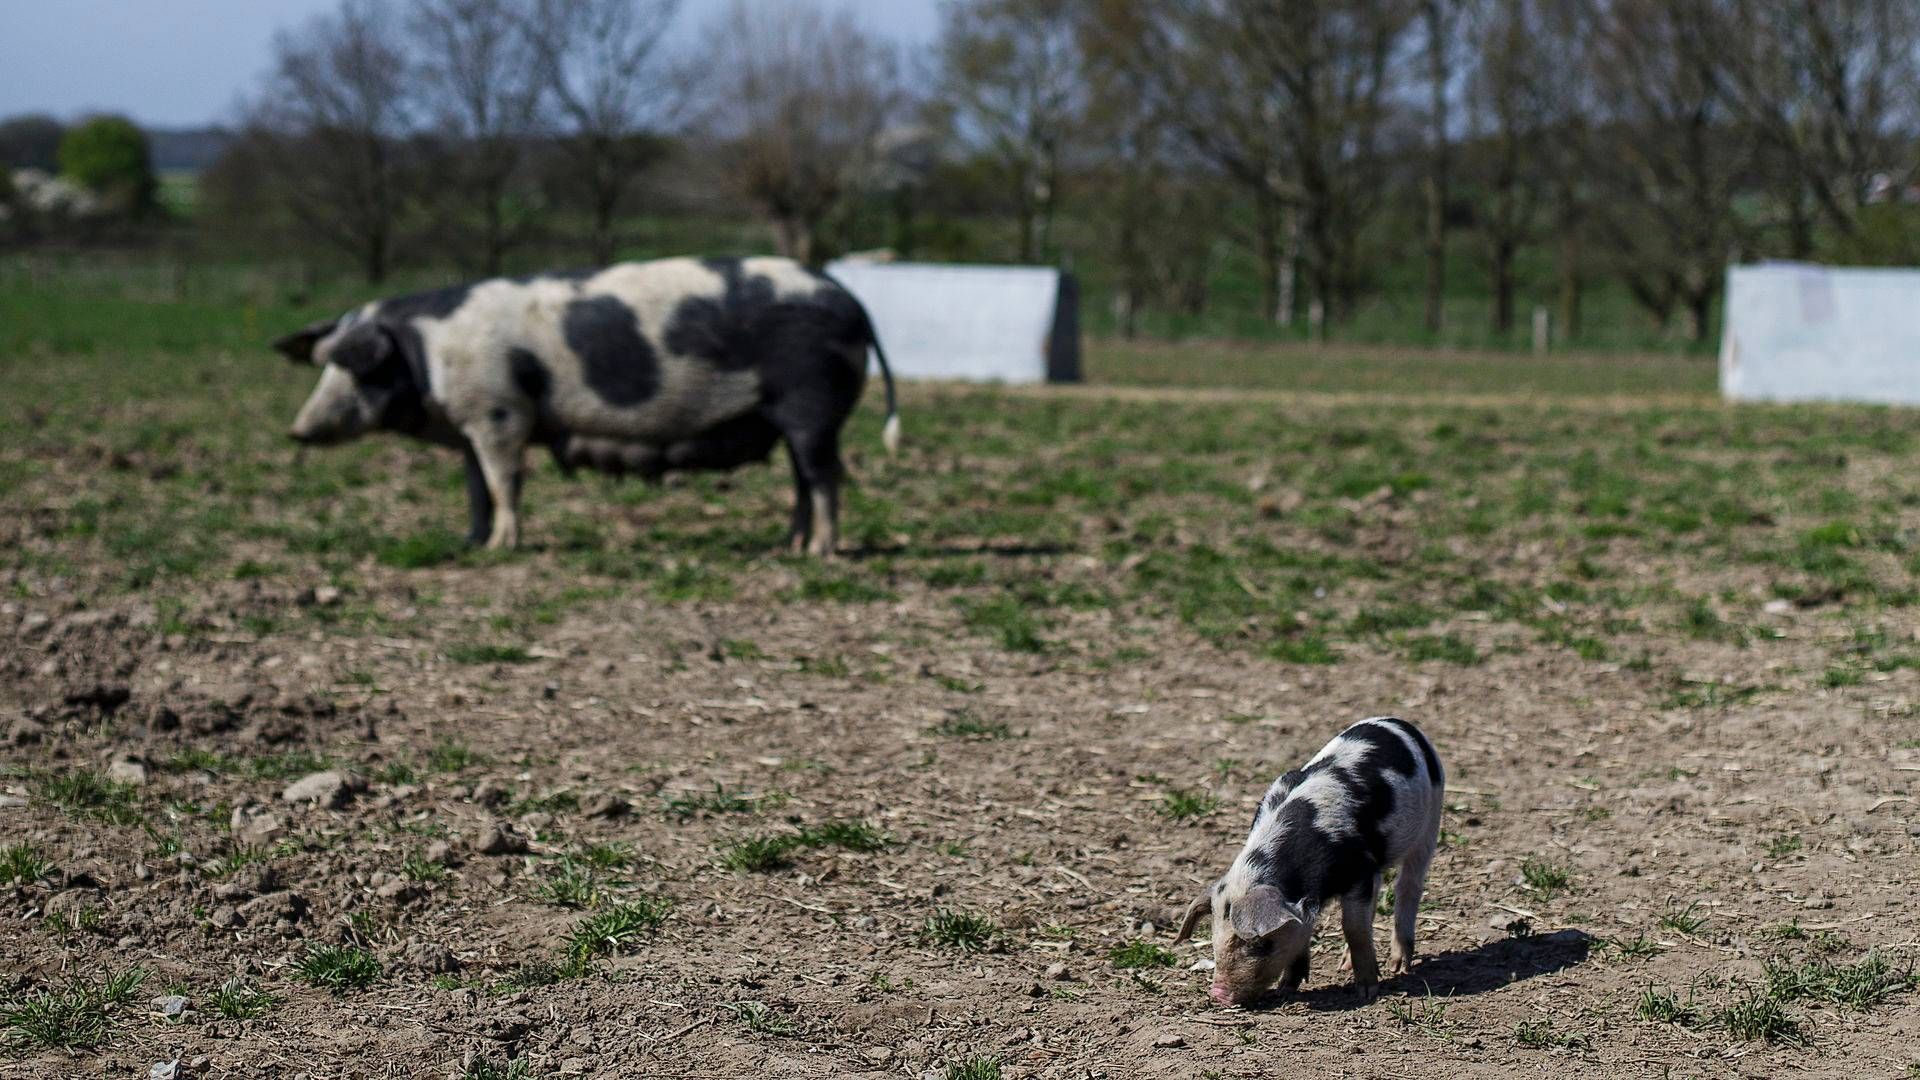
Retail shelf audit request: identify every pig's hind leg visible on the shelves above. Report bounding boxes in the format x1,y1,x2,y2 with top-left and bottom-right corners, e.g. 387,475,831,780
1387,815,1440,977
1339,878,1382,997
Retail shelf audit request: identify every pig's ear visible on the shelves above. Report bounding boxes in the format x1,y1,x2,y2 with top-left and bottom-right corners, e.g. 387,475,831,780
271,318,338,364
326,320,397,376
1172,892,1212,945
1229,884,1301,942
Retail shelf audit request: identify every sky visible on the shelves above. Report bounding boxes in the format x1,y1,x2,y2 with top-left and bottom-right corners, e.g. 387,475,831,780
0,0,943,129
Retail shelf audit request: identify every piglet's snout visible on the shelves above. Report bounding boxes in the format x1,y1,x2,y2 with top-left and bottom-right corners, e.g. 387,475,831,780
1208,983,1234,1006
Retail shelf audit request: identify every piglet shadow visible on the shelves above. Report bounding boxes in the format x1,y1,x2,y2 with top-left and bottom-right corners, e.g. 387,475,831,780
1278,929,1595,1013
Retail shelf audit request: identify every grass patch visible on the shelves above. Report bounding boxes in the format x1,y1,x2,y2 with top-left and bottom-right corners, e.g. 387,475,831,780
537,857,603,908
921,908,1000,952
956,596,1048,653
295,944,381,993
32,769,141,825
720,820,889,871
943,1057,1003,1080
426,739,489,772
1715,987,1805,1044
1108,940,1177,969
1158,789,1221,821
1765,952,1915,1011
722,1000,795,1035
0,843,53,886
1519,857,1571,898
925,714,1014,740
1635,984,1698,1025
1402,633,1483,666
566,897,672,959
1,967,147,1051
1658,901,1707,935
210,977,274,1020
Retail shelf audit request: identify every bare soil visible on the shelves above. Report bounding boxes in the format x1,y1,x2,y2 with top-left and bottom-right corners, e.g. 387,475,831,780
2,383,1917,1079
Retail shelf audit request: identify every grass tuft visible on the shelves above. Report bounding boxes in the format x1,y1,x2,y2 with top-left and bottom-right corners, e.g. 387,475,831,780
2,967,148,1051
944,1057,1003,1080
1108,940,1178,969
921,908,1000,952
1158,789,1221,821
296,944,381,993
566,897,671,959
1519,857,1571,898
722,1000,795,1035
210,977,274,1020
0,843,54,886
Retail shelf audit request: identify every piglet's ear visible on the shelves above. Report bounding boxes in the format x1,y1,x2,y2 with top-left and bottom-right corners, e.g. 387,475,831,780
1230,884,1300,942
1172,893,1211,945
326,320,395,376
271,318,338,364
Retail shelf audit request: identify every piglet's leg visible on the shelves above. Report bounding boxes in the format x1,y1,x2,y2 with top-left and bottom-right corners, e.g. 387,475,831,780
1389,847,1434,976
1340,882,1381,998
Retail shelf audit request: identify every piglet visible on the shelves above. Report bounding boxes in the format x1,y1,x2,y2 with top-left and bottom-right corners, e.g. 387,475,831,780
1174,716,1444,1006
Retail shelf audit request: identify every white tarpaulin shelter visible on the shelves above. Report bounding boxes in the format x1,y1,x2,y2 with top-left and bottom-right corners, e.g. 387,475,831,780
1722,262,1920,405
825,260,1080,384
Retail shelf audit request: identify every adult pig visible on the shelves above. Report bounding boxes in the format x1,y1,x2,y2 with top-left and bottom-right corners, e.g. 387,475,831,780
274,256,899,556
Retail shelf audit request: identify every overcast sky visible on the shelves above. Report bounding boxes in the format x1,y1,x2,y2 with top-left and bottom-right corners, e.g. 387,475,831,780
0,0,943,129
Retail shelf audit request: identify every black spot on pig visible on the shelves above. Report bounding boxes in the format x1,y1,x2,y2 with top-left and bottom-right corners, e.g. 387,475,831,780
564,295,660,407
509,348,551,401
377,283,473,323
662,413,781,472
1342,722,1419,780
1374,716,1444,783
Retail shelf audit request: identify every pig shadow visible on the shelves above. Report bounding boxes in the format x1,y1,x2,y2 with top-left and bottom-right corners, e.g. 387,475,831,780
842,541,1072,561
1278,929,1595,1013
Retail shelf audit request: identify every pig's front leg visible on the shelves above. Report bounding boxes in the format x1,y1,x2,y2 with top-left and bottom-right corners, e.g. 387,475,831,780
462,422,527,550
461,443,496,547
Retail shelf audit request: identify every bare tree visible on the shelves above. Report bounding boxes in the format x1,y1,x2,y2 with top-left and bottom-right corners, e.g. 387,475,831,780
1463,0,1552,334
247,0,415,284
409,0,545,276
1092,0,1416,330
1586,0,1750,342
527,0,682,266
694,0,905,265
1723,0,1920,249
1418,0,1466,334
940,0,1085,263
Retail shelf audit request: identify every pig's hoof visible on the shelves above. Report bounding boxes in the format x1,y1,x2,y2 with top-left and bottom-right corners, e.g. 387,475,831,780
1355,981,1382,1002
1387,955,1412,977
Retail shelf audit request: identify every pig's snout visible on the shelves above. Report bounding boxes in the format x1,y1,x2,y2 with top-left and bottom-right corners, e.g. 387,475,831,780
1208,983,1235,1007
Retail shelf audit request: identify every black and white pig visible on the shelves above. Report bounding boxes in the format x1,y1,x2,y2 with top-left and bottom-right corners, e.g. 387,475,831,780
273,256,899,557
1174,716,1444,1006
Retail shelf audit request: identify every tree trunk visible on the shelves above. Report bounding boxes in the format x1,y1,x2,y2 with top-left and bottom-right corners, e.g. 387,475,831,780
1277,205,1298,328
1491,240,1515,334
1422,0,1449,335
1685,288,1713,343
1255,192,1283,327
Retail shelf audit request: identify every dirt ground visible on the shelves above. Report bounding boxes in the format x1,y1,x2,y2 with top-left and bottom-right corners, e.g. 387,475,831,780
3,377,1918,1079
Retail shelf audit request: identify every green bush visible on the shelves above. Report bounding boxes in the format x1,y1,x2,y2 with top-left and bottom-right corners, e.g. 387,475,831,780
57,115,155,216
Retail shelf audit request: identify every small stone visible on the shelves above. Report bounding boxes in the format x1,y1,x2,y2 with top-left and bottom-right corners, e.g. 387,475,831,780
313,585,342,607
1044,962,1070,981
863,1047,894,1065
209,905,242,929
376,878,421,902
424,840,454,865
1762,598,1793,615
107,757,148,786
149,1062,179,1080
1137,920,1155,935
281,770,352,809
469,823,528,856
151,995,190,1018
1152,1033,1186,1049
